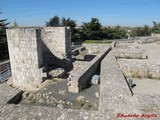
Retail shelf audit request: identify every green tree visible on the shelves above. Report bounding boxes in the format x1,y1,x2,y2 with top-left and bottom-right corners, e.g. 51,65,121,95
81,18,103,40
0,11,9,60
103,26,127,39
46,15,60,27
0,11,9,44
61,17,79,42
46,16,79,42
152,21,160,33
61,17,76,29
82,18,102,31
13,21,18,28
113,26,127,39
130,25,151,37
142,25,151,36
61,17,80,42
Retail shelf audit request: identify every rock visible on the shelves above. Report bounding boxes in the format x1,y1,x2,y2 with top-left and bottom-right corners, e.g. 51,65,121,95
58,90,66,95
86,100,89,103
52,98,58,103
67,75,73,82
46,95,49,99
77,95,85,101
91,75,100,85
42,93,46,98
38,99,44,103
28,93,35,99
95,92,100,98
48,92,52,95
23,92,29,98
38,112,42,116
66,102,70,105
37,93,42,98
48,68,67,78
46,100,50,104
59,100,62,103
57,104,63,108
70,103,73,105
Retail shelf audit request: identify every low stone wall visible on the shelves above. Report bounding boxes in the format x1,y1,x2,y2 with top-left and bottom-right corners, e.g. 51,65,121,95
68,45,111,93
96,51,140,119
83,44,108,54
113,42,147,59
151,33,160,37
136,38,160,44
118,59,160,79
114,43,132,48
113,47,147,59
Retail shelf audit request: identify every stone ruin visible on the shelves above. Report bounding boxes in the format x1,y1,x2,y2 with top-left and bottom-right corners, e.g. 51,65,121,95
6,27,72,90
2,32,160,119
7,27,112,93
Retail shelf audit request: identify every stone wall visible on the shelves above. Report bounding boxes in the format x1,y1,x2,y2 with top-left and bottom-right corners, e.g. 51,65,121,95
68,44,111,93
41,27,72,71
41,27,71,59
118,59,160,79
97,51,140,119
113,43,147,59
151,33,160,38
6,27,71,90
6,28,44,90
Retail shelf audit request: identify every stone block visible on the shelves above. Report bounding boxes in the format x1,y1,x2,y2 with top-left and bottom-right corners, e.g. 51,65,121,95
91,75,100,85
48,68,66,78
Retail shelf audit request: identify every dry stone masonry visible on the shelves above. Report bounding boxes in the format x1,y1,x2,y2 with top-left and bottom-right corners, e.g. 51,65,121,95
6,27,71,90
68,44,111,93
118,59,160,79
2,35,160,119
41,27,71,59
113,47,147,59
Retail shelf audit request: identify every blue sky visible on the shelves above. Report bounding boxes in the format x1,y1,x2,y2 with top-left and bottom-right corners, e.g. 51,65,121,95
0,0,160,27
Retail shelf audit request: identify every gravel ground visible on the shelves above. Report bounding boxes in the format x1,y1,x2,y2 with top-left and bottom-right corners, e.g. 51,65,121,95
20,79,99,110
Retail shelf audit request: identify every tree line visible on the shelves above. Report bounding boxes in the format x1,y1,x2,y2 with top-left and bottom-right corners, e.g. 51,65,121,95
1,13,160,60
46,16,128,42
46,16,160,42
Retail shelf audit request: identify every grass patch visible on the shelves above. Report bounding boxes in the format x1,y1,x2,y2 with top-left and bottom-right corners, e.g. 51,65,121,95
71,100,86,110
83,40,112,44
